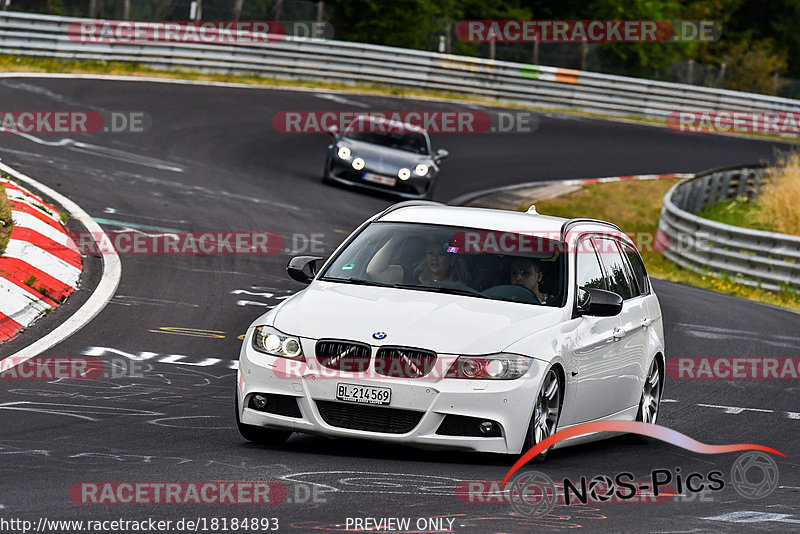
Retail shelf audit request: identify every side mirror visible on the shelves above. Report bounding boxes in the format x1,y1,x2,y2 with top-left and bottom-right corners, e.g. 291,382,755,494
326,125,339,137
434,148,449,161
287,256,324,284
577,286,622,317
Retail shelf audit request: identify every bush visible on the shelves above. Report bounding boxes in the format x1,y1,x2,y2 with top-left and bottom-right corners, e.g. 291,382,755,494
0,183,13,256
762,153,800,235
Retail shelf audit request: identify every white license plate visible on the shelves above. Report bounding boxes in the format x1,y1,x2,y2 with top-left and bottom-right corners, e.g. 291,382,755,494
363,172,397,187
336,383,392,405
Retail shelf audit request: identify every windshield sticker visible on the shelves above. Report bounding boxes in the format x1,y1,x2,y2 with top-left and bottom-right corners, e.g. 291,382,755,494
342,263,355,270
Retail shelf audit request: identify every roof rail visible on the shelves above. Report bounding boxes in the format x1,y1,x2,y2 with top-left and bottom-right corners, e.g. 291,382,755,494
560,218,622,240
375,200,444,220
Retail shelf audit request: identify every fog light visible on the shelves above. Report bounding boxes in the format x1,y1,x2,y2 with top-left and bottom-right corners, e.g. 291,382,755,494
251,394,268,410
479,421,494,435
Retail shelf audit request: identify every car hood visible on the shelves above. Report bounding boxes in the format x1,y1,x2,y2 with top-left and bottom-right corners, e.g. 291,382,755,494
271,281,565,354
342,140,430,174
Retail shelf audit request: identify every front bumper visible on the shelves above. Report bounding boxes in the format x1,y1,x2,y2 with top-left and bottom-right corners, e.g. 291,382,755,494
325,160,434,199
237,333,543,454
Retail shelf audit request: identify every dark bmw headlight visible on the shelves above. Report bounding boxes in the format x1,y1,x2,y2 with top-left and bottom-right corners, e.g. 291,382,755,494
252,326,304,360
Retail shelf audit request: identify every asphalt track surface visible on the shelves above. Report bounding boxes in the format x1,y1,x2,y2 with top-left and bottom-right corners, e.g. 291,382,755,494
1,77,799,533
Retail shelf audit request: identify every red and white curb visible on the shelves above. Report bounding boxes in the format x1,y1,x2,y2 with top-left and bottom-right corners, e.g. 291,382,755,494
0,177,82,341
561,172,693,185
0,161,120,368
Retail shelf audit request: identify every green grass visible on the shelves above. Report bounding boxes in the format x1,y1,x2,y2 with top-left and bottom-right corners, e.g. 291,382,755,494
0,183,13,256
526,179,800,312
697,197,774,232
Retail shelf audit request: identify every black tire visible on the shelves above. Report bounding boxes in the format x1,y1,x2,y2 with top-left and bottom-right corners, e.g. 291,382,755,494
521,367,562,463
423,177,437,200
236,393,292,446
632,358,663,443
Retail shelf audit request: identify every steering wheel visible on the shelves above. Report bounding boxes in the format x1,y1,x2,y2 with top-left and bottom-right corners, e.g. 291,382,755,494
482,284,542,304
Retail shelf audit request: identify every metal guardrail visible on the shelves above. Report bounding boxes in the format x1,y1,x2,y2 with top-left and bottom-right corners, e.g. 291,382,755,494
658,166,800,291
3,11,800,119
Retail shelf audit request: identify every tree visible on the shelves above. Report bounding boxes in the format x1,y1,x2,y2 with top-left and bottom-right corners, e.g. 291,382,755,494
719,39,787,94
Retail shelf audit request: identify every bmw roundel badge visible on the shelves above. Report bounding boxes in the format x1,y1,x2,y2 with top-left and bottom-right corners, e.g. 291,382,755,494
372,331,387,340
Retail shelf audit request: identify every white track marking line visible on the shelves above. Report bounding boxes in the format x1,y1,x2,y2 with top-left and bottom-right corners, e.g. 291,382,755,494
0,160,122,366
315,93,370,107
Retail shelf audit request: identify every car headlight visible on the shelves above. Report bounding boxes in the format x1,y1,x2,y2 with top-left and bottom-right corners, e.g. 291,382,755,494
446,354,532,379
337,146,351,159
398,168,411,180
252,326,304,360
352,157,365,170
414,163,429,176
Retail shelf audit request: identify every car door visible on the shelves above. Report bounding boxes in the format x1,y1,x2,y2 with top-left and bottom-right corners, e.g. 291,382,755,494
594,237,649,414
565,235,625,424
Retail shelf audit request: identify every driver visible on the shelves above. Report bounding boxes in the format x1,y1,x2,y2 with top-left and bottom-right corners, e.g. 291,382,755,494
510,257,553,304
400,133,418,150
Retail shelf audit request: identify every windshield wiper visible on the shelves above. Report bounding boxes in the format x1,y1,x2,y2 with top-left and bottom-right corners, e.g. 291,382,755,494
391,283,493,300
322,277,391,288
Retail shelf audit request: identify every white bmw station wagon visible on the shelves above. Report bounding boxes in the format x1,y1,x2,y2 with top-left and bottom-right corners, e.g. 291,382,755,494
236,201,665,460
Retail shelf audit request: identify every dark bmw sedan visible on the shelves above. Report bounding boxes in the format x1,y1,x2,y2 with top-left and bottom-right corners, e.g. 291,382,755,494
323,116,448,199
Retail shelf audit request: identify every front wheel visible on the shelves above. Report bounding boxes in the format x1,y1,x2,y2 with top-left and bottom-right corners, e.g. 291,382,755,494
522,367,562,462
322,157,333,182
236,393,292,446
423,178,437,200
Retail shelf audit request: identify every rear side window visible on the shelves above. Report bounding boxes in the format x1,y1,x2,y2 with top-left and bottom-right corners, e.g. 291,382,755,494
622,243,649,295
575,237,606,290
594,237,635,300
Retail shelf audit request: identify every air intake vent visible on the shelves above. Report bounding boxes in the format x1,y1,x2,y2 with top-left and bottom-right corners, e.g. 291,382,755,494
316,400,423,434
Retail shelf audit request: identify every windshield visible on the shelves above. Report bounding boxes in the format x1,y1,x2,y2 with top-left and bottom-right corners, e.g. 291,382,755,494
344,131,430,155
321,222,565,306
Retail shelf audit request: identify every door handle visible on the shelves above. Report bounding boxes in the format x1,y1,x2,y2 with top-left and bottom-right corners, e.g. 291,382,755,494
641,318,653,329
612,328,624,341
